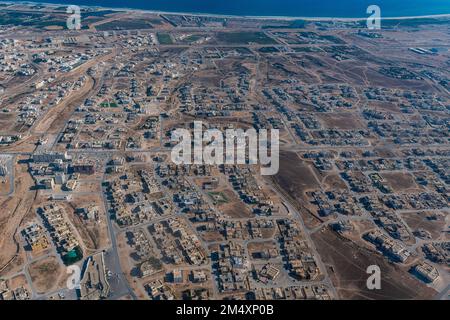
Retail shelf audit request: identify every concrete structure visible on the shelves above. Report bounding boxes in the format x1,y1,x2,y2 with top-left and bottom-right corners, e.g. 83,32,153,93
79,252,110,300
33,151,69,163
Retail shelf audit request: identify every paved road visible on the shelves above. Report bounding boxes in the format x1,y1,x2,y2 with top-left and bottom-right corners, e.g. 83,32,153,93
434,283,450,300
100,161,137,300
265,181,339,299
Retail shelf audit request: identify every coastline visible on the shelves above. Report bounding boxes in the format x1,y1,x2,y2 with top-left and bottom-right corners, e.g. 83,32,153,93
3,0,450,21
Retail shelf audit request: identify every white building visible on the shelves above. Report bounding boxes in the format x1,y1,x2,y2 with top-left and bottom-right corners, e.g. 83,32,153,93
0,156,10,176
0,164,7,176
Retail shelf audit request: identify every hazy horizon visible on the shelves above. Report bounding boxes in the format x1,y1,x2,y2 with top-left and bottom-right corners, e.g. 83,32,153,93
5,0,450,18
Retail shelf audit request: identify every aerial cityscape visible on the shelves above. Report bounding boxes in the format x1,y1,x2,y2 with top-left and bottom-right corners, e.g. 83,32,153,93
0,0,448,303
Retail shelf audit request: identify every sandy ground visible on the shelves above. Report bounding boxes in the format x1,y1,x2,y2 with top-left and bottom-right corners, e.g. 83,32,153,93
0,158,37,275
27,256,62,293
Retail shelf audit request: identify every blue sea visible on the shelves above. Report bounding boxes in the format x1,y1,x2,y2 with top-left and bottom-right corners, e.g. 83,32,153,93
6,0,450,18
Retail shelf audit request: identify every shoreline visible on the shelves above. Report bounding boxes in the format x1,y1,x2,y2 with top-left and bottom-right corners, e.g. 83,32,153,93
3,0,450,21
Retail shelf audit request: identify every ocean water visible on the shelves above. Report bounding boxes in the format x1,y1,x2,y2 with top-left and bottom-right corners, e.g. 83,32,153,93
6,0,450,18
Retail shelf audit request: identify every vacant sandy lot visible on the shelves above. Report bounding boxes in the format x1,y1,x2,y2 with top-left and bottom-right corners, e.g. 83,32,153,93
401,211,448,241
274,151,320,200
312,228,437,300
28,256,62,293
317,113,365,130
381,172,420,192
